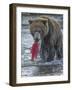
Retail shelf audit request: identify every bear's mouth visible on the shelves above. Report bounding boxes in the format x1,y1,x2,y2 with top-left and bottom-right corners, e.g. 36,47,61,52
34,32,41,42
35,38,40,42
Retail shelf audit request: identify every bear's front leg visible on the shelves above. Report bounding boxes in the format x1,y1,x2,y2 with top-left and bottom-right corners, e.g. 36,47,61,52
47,46,55,62
40,49,46,62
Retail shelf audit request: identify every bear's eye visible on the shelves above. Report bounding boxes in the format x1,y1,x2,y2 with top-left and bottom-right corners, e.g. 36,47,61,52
34,31,40,33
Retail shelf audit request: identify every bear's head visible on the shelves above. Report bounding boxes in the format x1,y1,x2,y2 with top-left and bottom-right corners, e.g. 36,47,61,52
29,16,60,43
29,17,49,42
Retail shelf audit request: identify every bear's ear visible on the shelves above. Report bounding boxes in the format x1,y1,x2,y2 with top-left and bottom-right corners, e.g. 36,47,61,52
29,20,33,24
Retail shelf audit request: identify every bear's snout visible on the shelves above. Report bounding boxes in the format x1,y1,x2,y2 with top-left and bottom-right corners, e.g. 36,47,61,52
34,32,41,42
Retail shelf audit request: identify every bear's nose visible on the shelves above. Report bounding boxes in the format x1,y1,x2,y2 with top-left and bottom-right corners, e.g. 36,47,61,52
35,38,39,42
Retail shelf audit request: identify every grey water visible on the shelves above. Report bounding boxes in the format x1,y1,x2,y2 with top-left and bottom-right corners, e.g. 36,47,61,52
21,28,63,77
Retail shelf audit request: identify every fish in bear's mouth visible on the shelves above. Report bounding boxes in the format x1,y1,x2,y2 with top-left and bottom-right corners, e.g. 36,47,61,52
31,32,42,61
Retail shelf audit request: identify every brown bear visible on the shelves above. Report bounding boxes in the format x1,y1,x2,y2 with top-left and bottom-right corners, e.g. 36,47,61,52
29,16,63,62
